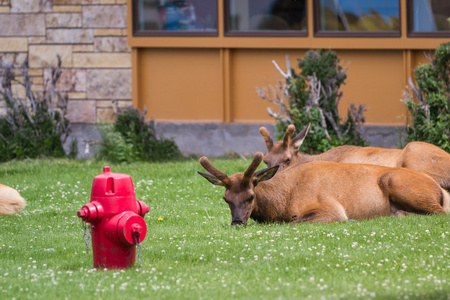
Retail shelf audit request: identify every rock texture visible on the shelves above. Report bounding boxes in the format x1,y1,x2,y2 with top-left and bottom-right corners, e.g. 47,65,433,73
0,0,131,124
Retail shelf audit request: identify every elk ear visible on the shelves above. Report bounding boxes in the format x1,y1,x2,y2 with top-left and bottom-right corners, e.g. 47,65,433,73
197,171,225,186
253,166,279,186
291,123,311,151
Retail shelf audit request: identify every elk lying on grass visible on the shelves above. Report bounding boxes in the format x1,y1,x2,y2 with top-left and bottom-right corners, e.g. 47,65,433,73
259,124,450,191
0,184,26,216
198,153,449,226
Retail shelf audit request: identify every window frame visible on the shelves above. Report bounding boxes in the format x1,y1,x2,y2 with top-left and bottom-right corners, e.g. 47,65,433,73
131,0,219,37
223,0,308,37
406,0,450,37
313,0,401,37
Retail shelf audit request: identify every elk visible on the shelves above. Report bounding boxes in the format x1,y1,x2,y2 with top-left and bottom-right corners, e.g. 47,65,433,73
259,124,450,192
198,153,449,226
0,184,26,216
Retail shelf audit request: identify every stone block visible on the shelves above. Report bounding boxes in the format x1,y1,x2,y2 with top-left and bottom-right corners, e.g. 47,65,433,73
28,37,47,44
67,100,96,123
46,13,82,28
0,38,27,52
0,14,45,36
31,77,44,85
47,29,94,44
52,5,82,13
97,107,115,123
11,0,51,12
73,45,94,52
0,107,6,117
83,5,126,28
0,52,27,66
96,100,113,107
73,53,131,68
53,0,97,4
29,45,72,68
93,29,122,36
28,69,43,76
11,84,26,99
94,37,130,52
44,68,86,92
67,92,86,99
0,6,10,13
86,69,131,99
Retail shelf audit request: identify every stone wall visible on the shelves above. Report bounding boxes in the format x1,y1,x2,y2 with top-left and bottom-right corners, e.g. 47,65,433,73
0,0,131,124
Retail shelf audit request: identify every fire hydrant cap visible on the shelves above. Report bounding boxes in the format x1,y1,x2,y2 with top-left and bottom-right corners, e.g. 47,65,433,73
117,212,147,246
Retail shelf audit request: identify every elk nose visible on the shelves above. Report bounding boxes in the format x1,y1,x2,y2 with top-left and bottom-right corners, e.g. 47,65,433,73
231,220,246,227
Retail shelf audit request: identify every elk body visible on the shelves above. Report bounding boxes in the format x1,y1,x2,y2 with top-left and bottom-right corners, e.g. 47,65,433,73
198,153,449,226
260,124,450,192
0,184,26,216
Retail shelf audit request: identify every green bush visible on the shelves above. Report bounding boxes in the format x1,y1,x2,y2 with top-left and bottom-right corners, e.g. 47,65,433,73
402,42,450,152
0,57,73,161
258,49,367,154
97,107,182,163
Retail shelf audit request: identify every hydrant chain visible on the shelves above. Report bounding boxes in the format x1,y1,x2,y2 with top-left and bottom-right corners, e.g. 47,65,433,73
134,235,142,269
82,220,91,251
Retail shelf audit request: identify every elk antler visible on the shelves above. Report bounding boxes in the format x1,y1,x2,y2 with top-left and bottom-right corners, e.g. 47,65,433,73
259,127,274,150
244,152,263,180
199,156,229,181
283,125,295,148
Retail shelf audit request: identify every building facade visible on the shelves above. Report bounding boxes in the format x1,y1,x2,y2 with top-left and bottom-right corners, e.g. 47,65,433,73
1,0,449,156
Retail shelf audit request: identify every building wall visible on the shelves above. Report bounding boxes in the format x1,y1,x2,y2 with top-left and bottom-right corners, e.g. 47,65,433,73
0,0,132,124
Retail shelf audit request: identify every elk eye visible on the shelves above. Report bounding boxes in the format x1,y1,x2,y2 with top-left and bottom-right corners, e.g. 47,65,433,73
285,158,291,165
248,195,255,202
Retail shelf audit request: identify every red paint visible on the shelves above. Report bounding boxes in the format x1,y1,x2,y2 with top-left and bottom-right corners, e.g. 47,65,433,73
77,166,150,269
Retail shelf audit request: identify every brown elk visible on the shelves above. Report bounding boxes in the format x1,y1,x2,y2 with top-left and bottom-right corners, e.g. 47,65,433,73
259,124,450,192
198,153,449,226
0,184,26,216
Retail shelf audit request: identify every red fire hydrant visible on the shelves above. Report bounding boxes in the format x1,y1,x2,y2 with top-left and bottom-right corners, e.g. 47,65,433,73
77,166,150,269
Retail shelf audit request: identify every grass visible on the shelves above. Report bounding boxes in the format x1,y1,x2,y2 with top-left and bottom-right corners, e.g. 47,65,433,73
0,158,449,299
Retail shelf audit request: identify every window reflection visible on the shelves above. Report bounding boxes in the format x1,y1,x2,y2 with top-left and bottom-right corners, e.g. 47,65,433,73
318,0,399,32
412,0,450,32
227,0,307,32
135,0,217,33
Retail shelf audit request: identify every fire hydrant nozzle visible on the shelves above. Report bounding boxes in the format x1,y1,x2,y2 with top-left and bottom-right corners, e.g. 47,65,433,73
132,224,142,237
137,200,150,217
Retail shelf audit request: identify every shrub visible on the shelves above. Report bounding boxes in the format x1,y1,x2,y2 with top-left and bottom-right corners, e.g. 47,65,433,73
258,49,367,154
0,56,73,161
402,42,450,152
97,105,182,163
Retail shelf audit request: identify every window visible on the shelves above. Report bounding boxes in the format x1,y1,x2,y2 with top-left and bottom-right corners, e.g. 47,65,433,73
315,0,400,37
225,0,307,36
133,0,218,36
408,0,450,36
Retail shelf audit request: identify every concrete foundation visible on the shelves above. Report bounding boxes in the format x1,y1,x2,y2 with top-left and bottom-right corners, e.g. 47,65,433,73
65,122,406,159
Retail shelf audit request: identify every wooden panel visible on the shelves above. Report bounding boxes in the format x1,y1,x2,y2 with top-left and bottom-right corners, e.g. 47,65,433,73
137,48,223,121
230,49,307,122
337,50,406,125
230,49,408,125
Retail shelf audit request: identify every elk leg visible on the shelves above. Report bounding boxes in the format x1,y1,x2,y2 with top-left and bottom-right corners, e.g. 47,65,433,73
379,170,448,215
389,201,417,217
290,200,348,224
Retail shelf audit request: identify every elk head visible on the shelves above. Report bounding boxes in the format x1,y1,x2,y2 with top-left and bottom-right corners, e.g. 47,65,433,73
259,123,310,172
198,153,278,227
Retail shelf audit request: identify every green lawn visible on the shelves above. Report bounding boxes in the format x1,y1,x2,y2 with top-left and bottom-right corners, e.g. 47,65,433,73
0,158,449,299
